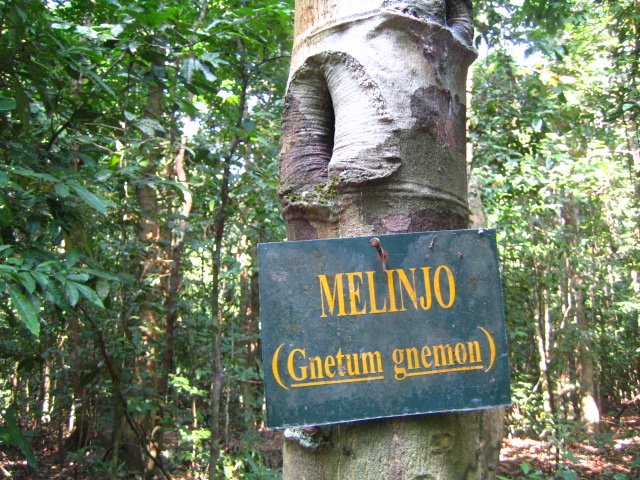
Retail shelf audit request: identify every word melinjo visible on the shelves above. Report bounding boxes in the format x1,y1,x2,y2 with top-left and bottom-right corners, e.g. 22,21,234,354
317,265,456,317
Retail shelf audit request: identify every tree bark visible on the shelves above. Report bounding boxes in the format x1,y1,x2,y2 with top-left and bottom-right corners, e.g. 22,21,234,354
208,70,250,480
469,170,504,480
561,201,600,436
280,1,484,478
159,125,193,399
135,38,169,477
534,284,555,422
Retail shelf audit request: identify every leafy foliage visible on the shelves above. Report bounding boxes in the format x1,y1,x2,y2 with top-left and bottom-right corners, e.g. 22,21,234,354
1,0,289,476
471,0,639,448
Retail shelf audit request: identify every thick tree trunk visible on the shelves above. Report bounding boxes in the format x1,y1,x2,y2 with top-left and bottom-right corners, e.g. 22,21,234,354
284,414,482,479
280,1,485,478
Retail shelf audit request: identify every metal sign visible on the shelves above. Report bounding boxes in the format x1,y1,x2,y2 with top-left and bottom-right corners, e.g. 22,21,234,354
258,229,510,428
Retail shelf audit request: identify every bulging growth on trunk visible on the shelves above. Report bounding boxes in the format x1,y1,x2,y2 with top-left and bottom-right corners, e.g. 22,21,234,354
281,0,476,241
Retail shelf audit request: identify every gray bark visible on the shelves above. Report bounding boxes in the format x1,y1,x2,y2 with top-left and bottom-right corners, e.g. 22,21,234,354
280,1,486,478
562,201,600,436
283,414,482,479
469,171,505,480
281,0,476,241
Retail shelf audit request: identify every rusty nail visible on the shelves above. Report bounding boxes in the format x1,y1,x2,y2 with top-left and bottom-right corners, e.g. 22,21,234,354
370,237,388,271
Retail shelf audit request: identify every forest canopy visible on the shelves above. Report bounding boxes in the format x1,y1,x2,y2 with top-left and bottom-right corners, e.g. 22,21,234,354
0,0,638,478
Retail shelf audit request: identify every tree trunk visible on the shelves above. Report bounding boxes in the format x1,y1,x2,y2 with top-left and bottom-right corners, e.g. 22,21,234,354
238,265,261,427
135,40,169,477
159,126,193,399
208,70,250,479
534,285,555,422
284,414,482,479
280,1,484,478
469,170,504,480
562,200,600,436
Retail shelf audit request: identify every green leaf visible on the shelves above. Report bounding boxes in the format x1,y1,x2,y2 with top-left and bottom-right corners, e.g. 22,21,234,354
531,118,543,132
96,278,110,299
135,118,165,136
0,96,17,111
70,184,113,215
17,272,36,294
110,23,124,37
13,167,57,183
67,273,90,282
7,286,40,337
65,281,79,307
82,268,121,281
182,58,196,83
6,256,23,266
95,169,112,182
54,183,70,198
0,407,38,469
196,60,216,82
84,69,116,98
65,250,81,268
141,11,173,27
72,281,105,308
30,271,48,289
44,280,66,309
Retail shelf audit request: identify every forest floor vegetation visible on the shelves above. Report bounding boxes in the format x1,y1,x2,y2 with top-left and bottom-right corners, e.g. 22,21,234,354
497,414,640,479
0,415,638,479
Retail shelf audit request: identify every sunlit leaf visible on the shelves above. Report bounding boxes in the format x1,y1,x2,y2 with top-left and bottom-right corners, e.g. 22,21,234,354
72,281,105,308
70,184,113,215
0,96,17,111
7,286,39,337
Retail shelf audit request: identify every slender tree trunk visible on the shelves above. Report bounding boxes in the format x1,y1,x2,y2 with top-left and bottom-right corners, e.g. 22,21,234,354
562,201,600,436
40,360,51,424
66,316,92,450
238,268,261,426
159,127,193,398
63,145,94,454
208,70,249,480
533,285,555,422
572,271,600,435
622,0,640,238
208,126,232,480
135,40,168,477
158,0,207,401
469,170,504,479
280,1,485,478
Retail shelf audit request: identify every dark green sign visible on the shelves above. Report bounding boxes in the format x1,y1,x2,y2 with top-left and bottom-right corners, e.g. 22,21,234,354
258,229,510,428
